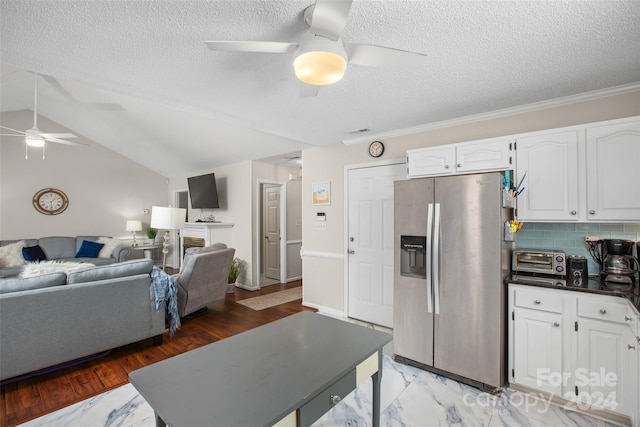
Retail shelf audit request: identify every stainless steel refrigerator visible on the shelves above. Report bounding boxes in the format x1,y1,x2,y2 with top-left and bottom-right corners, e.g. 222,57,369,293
393,172,511,391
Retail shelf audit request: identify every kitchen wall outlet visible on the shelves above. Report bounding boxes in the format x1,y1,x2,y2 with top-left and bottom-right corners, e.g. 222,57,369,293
314,222,326,231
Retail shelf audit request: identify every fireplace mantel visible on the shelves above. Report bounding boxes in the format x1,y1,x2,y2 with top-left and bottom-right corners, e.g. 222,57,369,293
181,222,234,248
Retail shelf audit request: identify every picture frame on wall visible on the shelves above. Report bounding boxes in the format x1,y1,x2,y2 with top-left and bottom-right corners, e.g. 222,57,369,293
312,181,331,206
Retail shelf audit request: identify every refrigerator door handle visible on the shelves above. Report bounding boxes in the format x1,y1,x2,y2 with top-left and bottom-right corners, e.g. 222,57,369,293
426,203,434,313
433,203,441,314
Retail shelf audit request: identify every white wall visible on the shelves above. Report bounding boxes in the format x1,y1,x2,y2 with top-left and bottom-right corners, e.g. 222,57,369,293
301,89,640,315
0,110,168,242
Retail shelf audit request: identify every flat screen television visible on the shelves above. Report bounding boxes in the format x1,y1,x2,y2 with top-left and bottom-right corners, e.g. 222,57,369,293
187,173,219,209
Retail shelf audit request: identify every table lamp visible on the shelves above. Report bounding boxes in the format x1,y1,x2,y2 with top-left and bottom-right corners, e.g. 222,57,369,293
150,206,186,270
126,220,143,247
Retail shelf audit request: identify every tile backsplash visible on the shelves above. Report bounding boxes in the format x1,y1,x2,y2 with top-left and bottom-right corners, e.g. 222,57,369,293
515,223,640,275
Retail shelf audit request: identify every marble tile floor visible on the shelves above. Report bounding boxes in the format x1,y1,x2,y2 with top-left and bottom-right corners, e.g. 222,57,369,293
21,347,624,427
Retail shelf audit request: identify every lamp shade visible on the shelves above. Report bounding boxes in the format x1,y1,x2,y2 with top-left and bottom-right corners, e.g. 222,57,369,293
150,206,186,230
125,220,143,232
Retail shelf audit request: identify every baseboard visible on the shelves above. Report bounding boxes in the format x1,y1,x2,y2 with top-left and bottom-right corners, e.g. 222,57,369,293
287,276,302,282
235,282,260,291
302,301,344,318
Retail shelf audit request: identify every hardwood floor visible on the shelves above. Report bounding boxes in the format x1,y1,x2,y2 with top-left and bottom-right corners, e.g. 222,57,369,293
0,279,314,427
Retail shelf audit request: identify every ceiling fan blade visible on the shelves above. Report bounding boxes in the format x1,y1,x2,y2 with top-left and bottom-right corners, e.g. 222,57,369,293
40,132,77,139
0,133,25,137
308,0,353,41
205,41,298,53
345,44,428,69
41,75,125,111
0,125,27,135
300,83,320,98
44,137,88,147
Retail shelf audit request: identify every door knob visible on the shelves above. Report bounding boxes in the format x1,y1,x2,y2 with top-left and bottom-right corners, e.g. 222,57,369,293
348,249,355,254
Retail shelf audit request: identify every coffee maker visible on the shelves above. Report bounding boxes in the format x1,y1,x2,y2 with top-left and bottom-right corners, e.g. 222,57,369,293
597,239,639,285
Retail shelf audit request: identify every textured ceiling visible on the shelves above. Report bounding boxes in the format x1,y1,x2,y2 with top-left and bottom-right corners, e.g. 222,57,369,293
1,0,639,176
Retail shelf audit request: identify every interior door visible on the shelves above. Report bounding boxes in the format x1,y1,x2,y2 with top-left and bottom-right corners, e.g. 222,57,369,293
347,163,405,327
263,184,281,281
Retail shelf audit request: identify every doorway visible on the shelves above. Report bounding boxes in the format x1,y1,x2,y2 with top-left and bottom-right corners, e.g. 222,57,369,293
172,189,189,269
346,160,406,328
257,181,285,287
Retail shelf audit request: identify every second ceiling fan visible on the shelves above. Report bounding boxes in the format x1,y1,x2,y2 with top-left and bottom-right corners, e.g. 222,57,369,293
205,0,427,96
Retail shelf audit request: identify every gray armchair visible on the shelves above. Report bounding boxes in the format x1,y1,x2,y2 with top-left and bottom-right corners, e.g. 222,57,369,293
173,243,235,317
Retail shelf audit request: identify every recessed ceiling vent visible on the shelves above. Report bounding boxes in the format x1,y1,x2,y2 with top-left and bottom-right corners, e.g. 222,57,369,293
345,128,370,136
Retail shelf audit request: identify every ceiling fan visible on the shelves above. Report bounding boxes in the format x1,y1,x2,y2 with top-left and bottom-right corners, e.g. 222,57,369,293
205,0,427,96
0,72,88,159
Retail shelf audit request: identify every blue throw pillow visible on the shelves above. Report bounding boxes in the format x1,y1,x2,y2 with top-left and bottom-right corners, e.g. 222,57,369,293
22,245,48,262
75,240,104,258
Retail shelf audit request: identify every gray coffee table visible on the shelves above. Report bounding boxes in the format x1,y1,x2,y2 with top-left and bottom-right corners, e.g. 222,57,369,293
129,311,392,427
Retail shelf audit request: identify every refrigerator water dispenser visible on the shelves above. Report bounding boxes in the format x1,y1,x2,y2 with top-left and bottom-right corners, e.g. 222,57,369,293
400,235,427,279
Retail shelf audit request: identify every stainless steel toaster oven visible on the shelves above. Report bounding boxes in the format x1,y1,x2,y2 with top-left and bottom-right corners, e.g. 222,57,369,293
512,249,566,275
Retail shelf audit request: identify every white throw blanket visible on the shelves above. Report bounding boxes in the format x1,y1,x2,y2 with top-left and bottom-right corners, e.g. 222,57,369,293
20,261,95,278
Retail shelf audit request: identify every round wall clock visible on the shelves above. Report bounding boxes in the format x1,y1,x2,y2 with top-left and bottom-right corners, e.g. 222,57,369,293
368,140,385,158
33,188,69,215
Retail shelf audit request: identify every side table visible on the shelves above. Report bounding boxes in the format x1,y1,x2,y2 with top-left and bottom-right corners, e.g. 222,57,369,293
131,244,163,263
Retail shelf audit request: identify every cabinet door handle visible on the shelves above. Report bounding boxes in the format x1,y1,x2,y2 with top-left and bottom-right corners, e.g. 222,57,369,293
570,210,577,215
444,165,450,169
629,345,636,350
348,249,355,254
457,164,461,168
589,210,596,215
534,300,541,305
599,309,607,314
330,394,342,405
553,322,560,327
625,316,633,322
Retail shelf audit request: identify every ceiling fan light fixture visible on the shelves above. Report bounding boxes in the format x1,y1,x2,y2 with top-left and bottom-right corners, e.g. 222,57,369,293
26,136,45,147
294,50,347,85
293,33,348,86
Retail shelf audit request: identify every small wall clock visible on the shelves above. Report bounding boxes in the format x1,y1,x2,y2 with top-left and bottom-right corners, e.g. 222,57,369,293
33,188,69,215
368,141,385,158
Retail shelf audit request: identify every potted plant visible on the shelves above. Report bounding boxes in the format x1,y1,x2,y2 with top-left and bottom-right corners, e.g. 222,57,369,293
145,227,158,244
227,257,243,292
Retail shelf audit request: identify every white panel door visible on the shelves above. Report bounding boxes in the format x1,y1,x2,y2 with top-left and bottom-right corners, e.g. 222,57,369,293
263,185,281,281
347,163,405,327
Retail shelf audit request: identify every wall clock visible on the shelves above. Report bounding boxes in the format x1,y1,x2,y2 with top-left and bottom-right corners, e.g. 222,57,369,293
33,188,69,215
368,141,385,158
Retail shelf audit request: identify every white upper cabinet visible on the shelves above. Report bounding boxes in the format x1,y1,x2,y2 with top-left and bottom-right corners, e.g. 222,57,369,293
407,145,454,177
513,116,640,222
407,138,512,178
586,119,640,222
515,130,579,221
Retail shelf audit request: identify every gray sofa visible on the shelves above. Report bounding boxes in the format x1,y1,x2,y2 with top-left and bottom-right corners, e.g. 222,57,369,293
0,236,130,278
0,259,165,382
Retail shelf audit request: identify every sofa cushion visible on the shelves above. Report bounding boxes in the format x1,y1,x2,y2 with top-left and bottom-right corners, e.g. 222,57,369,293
38,237,76,259
0,272,67,294
0,240,27,268
75,240,104,258
22,245,48,262
67,259,154,284
97,237,120,258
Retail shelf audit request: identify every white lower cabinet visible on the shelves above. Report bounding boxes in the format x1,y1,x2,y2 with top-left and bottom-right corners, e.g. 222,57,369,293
508,284,639,426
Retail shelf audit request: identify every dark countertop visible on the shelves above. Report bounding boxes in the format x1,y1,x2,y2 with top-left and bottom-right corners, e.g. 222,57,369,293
507,275,640,314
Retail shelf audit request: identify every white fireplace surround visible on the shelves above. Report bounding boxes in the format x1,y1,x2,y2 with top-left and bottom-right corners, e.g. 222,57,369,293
181,223,234,251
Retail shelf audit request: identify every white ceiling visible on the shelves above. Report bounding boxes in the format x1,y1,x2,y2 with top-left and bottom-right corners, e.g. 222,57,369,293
1,0,639,177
